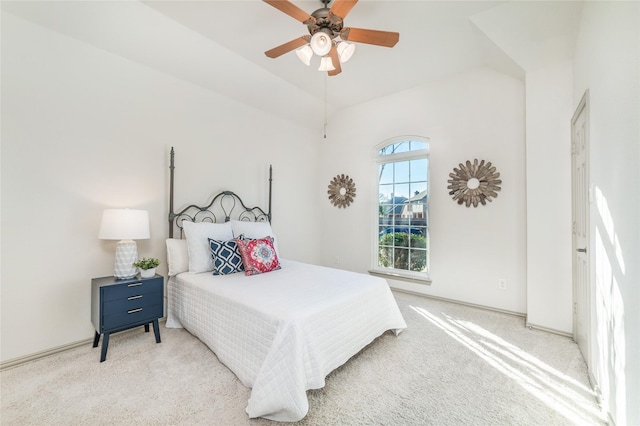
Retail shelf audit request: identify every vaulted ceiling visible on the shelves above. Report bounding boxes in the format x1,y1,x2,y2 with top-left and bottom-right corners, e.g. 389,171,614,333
2,0,583,129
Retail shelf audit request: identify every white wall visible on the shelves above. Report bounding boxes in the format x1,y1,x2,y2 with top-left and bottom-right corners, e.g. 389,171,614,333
320,68,527,314
525,60,574,334
1,13,322,363
573,2,640,425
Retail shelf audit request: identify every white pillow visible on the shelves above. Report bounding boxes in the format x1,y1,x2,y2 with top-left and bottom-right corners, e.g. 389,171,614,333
165,238,188,277
230,220,280,256
183,221,233,273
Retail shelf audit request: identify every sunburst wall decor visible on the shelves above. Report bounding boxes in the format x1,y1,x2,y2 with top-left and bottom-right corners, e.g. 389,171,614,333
327,174,356,208
447,159,501,207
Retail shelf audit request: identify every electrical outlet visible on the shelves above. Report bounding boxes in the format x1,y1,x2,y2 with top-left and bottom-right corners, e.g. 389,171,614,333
498,279,507,290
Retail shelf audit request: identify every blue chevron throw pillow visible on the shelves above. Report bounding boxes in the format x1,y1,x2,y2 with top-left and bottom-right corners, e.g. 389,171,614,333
208,238,244,275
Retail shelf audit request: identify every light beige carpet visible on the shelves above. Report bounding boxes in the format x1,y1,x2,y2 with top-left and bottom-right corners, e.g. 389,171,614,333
1,291,607,425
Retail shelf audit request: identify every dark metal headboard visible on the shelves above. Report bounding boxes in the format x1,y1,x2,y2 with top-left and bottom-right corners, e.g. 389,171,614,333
168,147,272,238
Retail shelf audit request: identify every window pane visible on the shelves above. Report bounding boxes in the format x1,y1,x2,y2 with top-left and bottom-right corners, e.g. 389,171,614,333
394,161,410,183
392,142,410,154
410,158,427,181
379,163,394,184
379,183,393,201
393,248,410,269
379,204,394,219
410,140,428,151
408,248,427,272
408,182,427,199
396,233,409,247
393,183,410,200
378,246,392,268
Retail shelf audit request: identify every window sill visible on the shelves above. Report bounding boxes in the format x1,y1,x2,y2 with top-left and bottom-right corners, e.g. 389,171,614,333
368,270,432,285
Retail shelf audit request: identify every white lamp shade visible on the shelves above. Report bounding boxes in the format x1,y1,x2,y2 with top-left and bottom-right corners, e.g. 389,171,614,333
337,41,356,63
310,31,332,56
98,209,150,240
295,45,313,66
318,56,336,71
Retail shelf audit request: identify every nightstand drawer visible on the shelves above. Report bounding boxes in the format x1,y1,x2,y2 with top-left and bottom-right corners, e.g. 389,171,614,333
102,290,163,315
103,303,163,330
102,277,163,302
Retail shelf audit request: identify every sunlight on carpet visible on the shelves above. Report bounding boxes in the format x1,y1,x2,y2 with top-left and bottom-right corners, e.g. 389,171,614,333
410,305,607,425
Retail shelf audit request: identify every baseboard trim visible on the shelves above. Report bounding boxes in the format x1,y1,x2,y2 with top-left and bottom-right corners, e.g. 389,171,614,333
524,320,573,338
1,338,94,371
391,288,526,319
392,288,576,339
586,364,611,425
1,318,167,371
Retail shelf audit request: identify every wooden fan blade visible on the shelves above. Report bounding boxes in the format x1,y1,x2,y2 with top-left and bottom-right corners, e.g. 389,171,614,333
265,36,309,58
329,0,358,19
341,27,399,47
328,45,342,76
263,0,313,24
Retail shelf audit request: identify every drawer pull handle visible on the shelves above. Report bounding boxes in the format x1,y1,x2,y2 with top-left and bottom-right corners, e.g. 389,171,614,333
128,283,143,287
128,295,143,300
128,308,143,314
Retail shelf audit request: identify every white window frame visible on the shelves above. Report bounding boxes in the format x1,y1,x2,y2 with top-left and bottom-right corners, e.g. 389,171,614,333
370,136,431,283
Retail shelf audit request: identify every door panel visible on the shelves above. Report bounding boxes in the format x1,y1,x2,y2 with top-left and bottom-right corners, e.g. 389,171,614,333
571,91,590,365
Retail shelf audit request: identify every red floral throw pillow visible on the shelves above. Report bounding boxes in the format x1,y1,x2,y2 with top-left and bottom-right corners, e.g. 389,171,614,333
235,236,281,276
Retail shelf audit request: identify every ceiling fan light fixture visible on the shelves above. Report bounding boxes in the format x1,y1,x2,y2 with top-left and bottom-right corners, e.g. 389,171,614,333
337,41,355,63
318,55,335,71
262,0,400,76
295,45,313,66
310,31,333,56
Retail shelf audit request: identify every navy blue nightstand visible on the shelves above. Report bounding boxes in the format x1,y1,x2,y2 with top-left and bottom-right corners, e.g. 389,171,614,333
91,274,164,362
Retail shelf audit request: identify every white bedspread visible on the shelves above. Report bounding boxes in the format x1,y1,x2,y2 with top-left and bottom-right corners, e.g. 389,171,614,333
166,259,407,422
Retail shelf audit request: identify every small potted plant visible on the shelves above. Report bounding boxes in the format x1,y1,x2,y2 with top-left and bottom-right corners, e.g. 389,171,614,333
133,257,160,278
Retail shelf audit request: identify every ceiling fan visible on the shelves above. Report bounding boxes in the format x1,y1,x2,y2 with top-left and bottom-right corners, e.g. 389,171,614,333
263,0,399,76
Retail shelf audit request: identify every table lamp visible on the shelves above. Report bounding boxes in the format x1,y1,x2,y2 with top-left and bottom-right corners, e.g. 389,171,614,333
98,209,150,279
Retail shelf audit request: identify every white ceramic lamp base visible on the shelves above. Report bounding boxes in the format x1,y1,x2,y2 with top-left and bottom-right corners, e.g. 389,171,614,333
114,239,138,279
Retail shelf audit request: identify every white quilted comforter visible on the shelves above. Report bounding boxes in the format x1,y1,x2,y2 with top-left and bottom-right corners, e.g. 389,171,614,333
166,259,407,422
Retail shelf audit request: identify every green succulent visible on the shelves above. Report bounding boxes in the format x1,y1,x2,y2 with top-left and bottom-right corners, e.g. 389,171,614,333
133,257,160,270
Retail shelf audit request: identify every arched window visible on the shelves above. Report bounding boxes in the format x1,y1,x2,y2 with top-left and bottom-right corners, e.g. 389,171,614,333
373,137,430,281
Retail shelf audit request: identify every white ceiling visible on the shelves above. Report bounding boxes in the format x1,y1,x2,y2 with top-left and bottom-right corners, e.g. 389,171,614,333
2,0,583,130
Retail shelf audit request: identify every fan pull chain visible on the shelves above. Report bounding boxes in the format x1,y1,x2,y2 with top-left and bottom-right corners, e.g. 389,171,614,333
323,74,328,139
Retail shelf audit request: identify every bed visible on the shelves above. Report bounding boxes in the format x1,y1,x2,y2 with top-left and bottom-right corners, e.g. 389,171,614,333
164,148,407,422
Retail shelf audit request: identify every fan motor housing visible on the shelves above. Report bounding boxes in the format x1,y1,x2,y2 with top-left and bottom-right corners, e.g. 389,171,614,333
307,8,343,37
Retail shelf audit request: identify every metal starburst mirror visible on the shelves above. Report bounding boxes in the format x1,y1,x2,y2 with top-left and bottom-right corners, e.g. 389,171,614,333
447,159,501,207
327,174,356,208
